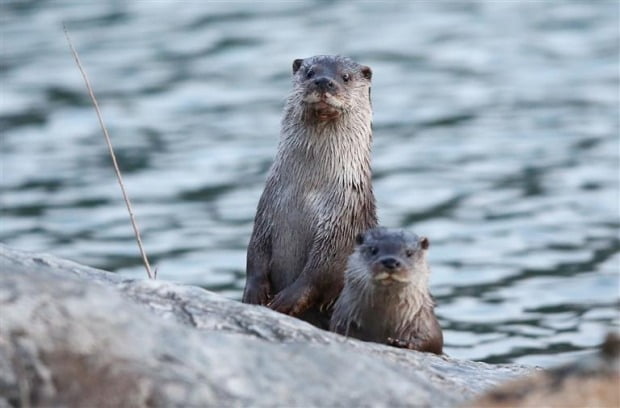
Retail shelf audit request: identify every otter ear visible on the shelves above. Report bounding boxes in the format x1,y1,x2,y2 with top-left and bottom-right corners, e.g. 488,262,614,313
420,237,430,250
292,59,303,74
355,233,365,245
361,65,372,81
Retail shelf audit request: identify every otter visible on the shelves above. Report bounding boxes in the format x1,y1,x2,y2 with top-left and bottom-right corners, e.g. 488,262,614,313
242,55,377,328
471,333,619,408
330,227,443,354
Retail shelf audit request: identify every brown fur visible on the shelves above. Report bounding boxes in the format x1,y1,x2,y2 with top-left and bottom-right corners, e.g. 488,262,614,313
471,333,620,408
330,228,443,354
243,56,377,328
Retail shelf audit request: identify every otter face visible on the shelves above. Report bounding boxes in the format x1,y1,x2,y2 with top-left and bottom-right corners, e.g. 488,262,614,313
292,55,372,121
355,227,429,287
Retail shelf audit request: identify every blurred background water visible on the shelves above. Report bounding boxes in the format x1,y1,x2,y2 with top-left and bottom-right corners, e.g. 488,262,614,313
1,0,618,367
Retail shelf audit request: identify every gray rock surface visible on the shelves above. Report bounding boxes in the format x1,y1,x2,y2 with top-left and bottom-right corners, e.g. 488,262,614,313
0,245,532,407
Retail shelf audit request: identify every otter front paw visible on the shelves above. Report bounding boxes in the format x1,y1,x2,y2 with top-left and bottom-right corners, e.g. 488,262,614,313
386,337,422,350
267,284,313,316
242,279,272,305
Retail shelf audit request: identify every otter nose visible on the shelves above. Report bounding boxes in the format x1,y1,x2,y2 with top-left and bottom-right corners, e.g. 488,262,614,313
314,77,336,92
381,257,401,270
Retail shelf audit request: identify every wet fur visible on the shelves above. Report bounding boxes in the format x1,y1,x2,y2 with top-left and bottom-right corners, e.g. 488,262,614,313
243,56,377,327
330,229,443,354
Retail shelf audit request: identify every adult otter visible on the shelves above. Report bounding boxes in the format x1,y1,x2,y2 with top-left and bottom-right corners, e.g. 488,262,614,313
330,227,443,354
242,55,377,328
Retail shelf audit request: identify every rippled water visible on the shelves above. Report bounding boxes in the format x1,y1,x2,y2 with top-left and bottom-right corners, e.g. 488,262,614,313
2,1,619,367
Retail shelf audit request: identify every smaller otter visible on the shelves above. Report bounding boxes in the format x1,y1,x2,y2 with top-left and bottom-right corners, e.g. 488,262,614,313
330,227,443,354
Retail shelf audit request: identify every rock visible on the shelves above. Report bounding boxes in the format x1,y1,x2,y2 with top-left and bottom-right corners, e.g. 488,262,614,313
0,245,532,407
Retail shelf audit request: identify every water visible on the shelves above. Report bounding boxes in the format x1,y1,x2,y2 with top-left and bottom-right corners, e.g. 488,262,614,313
1,1,618,367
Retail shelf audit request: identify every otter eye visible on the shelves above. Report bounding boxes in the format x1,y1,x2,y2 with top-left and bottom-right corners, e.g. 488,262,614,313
405,249,414,258
368,246,378,256
306,69,315,79
342,73,350,82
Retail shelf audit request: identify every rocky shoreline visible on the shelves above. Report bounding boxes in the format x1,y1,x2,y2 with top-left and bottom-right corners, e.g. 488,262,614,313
1,244,533,407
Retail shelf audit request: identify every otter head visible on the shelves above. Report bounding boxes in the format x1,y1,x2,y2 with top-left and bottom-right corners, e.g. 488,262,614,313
291,55,372,122
354,227,430,287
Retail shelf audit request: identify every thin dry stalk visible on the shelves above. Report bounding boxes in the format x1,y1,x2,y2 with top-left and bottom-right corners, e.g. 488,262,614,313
63,25,155,280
